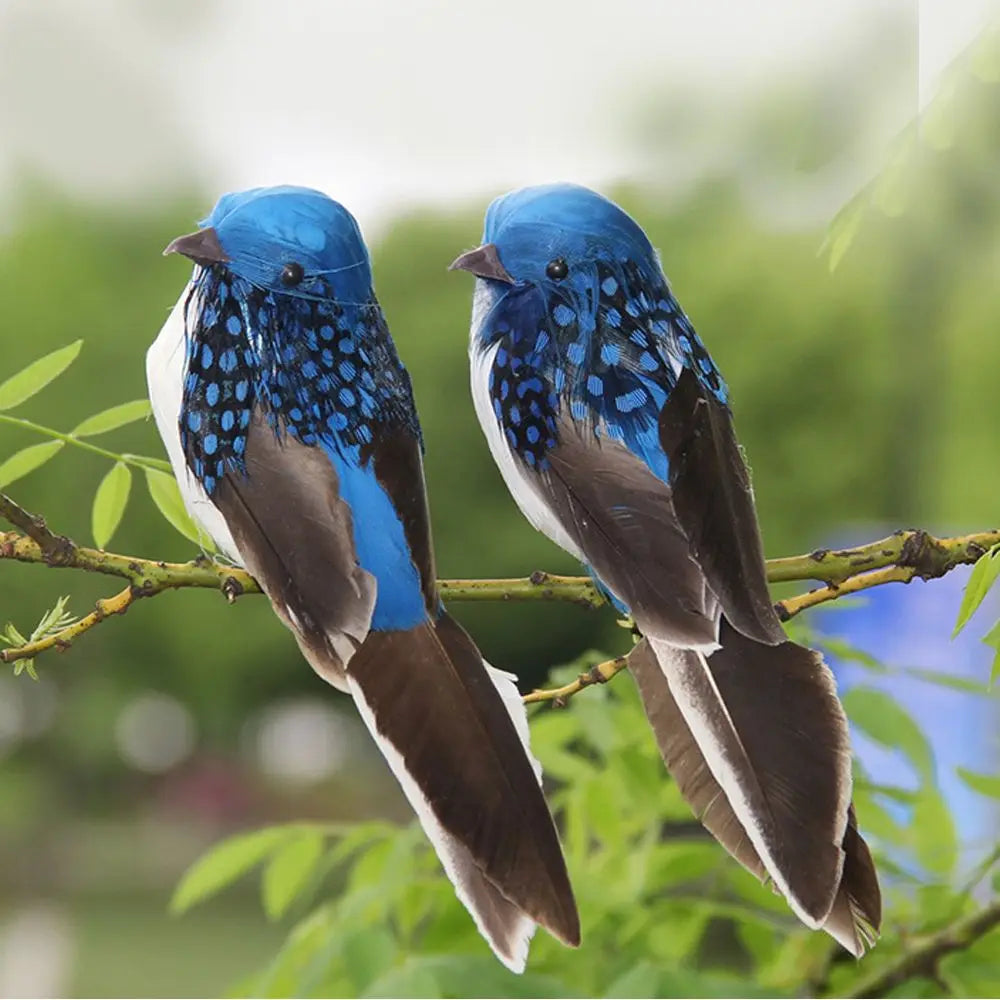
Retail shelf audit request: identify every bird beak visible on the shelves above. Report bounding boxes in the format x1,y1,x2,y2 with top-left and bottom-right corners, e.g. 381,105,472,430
448,243,515,284
163,227,230,266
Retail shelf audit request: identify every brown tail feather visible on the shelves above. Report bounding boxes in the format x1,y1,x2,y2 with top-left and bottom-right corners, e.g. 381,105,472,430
345,611,580,958
629,634,881,954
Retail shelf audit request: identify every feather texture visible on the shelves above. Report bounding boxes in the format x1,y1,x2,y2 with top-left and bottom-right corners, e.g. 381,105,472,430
458,182,881,953
148,186,580,970
629,636,880,953
347,613,580,968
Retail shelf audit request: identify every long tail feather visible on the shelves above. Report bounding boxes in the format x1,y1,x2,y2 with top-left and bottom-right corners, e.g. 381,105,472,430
344,611,579,971
630,631,880,952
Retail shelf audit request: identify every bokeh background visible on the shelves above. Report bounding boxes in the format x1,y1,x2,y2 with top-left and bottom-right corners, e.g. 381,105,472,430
1,0,999,995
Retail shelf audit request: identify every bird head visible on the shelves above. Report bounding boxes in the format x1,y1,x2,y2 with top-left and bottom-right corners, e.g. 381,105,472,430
450,183,659,295
164,185,372,303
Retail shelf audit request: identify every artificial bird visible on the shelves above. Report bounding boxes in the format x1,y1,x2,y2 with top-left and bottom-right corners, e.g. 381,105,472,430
451,183,881,955
146,185,579,971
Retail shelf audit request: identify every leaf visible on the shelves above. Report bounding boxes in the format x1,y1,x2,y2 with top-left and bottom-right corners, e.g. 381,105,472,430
363,959,440,999
339,927,397,995
91,462,132,548
0,341,83,410
144,468,214,550
821,196,866,272
171,826,294,914
981,619,1000,686
261,830,324,920
901,665,989,695
72,400,152,437
953,546,1000,636
843,687,935,782
0,441,64,488
912,787,958,877
957,767,1000,799
605,961,662,998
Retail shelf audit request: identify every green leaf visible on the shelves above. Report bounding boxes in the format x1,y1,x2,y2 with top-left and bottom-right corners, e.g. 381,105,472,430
981,619,1000,686
957,766,1000,799
605,961,662,998
0,341,83,411
901,665,989,695
339,927,397,995
171,826,294,914
261,830,324,920
953,546,1000,636
144,468,214,550
843,687,934,782
91,462,132,548
72,399,152,437
821,196,866,272
363,959,440,999
0,441,64,488
912,787,958,877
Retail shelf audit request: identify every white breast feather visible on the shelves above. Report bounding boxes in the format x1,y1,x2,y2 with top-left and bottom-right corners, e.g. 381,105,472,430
468,285,585,563
145,285,241,562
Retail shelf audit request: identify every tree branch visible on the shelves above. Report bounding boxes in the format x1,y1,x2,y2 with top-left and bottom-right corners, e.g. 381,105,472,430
844,901,1000,998
522,656,629,706
1,493,995,687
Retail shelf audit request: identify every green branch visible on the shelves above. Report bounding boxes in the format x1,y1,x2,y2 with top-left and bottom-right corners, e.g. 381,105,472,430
0,413,172,473
1,492,995,694
845,901,1000,998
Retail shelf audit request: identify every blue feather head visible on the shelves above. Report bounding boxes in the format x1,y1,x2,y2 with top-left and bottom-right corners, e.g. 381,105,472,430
170,186,421,498
482,183,660,289
194,185,372,303
454,184,729,480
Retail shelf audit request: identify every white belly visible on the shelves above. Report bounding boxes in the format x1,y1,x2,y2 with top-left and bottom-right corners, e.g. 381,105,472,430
468,285,585,563
145,286,241,562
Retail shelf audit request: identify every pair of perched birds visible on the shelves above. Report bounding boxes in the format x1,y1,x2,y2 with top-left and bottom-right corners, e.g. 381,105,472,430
147,184,881,971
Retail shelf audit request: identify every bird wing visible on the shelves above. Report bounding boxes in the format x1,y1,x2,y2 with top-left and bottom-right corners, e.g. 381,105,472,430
629,635,881,951
210,410,377,687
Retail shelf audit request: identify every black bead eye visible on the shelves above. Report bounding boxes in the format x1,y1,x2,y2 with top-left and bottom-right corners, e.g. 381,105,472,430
280,261,305,287
546,257,568,280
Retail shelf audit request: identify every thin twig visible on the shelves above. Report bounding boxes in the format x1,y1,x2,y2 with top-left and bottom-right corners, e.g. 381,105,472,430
523,656,629,706
0,586,133,662
844,901,1000,998
2,494,997,681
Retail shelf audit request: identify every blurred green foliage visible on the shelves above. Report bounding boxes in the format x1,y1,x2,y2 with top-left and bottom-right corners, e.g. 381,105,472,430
174,649,1000,998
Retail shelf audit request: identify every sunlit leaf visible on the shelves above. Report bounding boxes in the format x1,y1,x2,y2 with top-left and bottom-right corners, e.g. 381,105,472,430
0,441,64,488
261,830,324,920
72,399,152,437
91,462,131,548
843,687,934,782
981,619,1000,686
921,78,959,151
338,927,397,995
604,961,662,998
912,787,958,877
821,196,866,272
363,959,440,999
171,826,294,914
0,341,83,411
144,468,214,550
953,545,1000,636
969,25,1000,82
818,635,885,671
957,766,1000,799
901,665,989,694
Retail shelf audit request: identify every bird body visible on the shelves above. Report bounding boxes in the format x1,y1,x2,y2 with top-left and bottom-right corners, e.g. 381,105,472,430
147,185,578,971
453,183,881,955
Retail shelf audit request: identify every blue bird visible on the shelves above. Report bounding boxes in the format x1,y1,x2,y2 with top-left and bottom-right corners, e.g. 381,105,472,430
146,185,579,971
451,183,881,955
